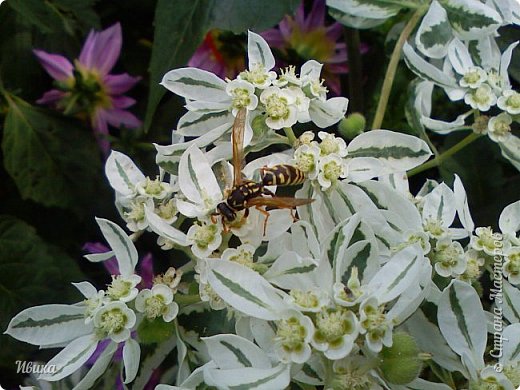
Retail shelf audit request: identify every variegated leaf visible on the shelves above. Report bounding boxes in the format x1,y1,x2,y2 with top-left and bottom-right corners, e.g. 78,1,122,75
421,183,457,226
204,364,290,390
309,97,349,128
499,135,520,173
177,110,233,137
416,1,453,58
503,280,520,323
499,200,520,235
326,0,401,20
123,338,141,384
347,129,432,172
105,151,145,197
442,0,502,40
438,280,486,370
403,42,459,88
203,334,271,369
73,342,117,390
502,323,520,363
95,218,138,277
39,335,98,381
144,205,188,246
247,30,275,70
6,304,92,346
161,67,228,102
206,260,287,320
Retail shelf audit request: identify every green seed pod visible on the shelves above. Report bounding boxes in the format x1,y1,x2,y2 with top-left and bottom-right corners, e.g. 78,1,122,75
338,112,366,140
379,332,423,385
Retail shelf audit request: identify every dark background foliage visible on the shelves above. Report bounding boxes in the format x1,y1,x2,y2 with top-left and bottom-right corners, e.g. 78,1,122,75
0,0,518,387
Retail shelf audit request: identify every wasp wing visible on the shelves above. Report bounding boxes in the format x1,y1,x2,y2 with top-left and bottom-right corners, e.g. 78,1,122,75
247,196,314,209
232,108,247,187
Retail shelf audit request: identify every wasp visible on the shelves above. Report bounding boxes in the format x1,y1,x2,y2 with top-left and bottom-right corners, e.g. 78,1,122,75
214,108,313,230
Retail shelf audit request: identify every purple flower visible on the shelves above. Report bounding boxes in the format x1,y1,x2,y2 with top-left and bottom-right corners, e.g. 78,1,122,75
188,30,245,80
262,0,367,95
34,23,141,155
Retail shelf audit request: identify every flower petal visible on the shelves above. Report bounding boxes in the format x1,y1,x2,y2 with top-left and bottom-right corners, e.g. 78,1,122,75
104,109,142,129
33,50,73,81
36,89,66,105
79,23,122,75
112,96,137,109
104,73,140,95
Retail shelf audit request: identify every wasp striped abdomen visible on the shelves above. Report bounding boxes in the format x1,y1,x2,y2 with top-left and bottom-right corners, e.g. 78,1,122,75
261,164,306,187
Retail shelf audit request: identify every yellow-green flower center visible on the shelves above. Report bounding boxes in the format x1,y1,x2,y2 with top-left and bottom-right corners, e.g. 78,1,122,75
276,317,307,353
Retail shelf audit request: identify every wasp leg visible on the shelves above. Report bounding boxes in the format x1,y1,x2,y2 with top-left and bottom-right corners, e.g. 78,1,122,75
262,187,275,197
244,208,250,219
210,213,218,225
290,207,299,222
255,206,271,236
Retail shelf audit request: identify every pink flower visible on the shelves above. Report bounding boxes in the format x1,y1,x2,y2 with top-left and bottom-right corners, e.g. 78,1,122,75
34,23,141,155
188,30,245,80
262,0,367,95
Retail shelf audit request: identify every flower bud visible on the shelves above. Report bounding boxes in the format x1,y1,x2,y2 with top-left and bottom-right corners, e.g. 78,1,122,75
379,332,423,385
338,112,366,140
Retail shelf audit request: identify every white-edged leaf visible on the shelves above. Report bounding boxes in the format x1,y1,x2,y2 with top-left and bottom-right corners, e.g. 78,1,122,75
144,205,188,246
178,145,222,205
83,250,114,263
204,364,290,390
416,1,453,58
326,0,401,19
499,200,520,235
328,9,389,28
73,342,117,390
175,323,190,385
206,260,286,320
5,304,92,346
203,334,271,369
422,183,456,226
404,310,468,374
503,280,520,323
475,35,501,70
300,60,323,80
421,112,470,134
369,245,424,303
177,110,233,137
95,218,138,277
443,0,503,40
161,67,228,102
453,174,475,233
71,282,97,299
123,338,141,384
133,334,177,389
403,42,459,88
500,41,520,89
105,151,145,197
247,30,275,70
347,129,432,172
292,354,325,385
346,157,387,182
309,97,349,128
404,378,455,390
447,37,474,74
39,335,98,381
502,323,520,363
155,122,231,158
499,135,520,172
263,251,318,291
438,280,486,370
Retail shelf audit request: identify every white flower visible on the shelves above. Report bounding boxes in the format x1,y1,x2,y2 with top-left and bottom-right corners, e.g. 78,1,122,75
298,130,315,145
359,297,393,353
311,308,359,360
488,113,513,143
273,311,314,364
226,79,258,114
318,131,348,157
124,197,152,232
300,60,328,101
187,220,223,258
135,177,172,200
259,86,298,129
93,301,136,343
333,267,366,307
459,67,487,88
504,246,520,284
154,198,178,224
497,89,520,115
238,63,277,89
423,217,450,240
317,154,347,190
135,284,179,322
199,280,227,310
464,84,497,111
286,288,329,312
294,143,320,179
433,239,466,278
221,244,256,269
106,274,141,302
471,227,503,256
84,290,106,323
273,65,300,87
287,86,310,122
458,249,485,282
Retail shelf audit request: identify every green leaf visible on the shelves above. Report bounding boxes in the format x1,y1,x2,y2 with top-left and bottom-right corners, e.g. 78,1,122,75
145,0,299,131
2,96,103,216
144,0,212,131
441,0,502,40
0,215,83,368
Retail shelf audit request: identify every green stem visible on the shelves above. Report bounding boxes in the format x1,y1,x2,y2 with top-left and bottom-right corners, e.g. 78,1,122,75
283,127,297,146
408,132,481,177
344,28,364,113
371,7,426,130
175,294,201,306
